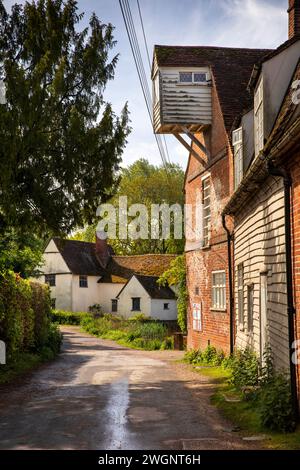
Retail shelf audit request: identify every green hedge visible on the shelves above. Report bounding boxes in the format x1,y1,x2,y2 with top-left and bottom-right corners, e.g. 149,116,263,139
51,309,90,325
0,271,62,363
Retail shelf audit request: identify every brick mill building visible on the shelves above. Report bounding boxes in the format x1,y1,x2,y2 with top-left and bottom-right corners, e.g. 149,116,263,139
223,3,300,413
152,45,269,353
152,0,300,410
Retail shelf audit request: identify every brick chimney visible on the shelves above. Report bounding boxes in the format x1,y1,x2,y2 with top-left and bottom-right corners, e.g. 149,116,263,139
288,0,300,39
95,230,111,269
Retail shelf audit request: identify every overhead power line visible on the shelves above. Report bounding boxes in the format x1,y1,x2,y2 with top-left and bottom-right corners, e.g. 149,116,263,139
119,0,171,169
136,0,171,165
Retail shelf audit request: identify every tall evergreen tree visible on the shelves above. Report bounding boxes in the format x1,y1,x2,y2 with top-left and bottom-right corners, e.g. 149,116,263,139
0,0,130,238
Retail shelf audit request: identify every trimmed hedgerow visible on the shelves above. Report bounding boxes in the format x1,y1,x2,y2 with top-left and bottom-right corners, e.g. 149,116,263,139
51,309,90,325
0,271,62,364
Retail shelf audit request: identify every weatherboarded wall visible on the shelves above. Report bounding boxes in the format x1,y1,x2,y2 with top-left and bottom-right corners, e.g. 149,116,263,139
234,175,289,371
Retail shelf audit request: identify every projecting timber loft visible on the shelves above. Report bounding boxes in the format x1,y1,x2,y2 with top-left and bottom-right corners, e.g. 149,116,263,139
152,50,212,163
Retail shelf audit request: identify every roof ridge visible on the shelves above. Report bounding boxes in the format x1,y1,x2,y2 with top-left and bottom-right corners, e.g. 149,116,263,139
112,253,177,258
154,44,273,52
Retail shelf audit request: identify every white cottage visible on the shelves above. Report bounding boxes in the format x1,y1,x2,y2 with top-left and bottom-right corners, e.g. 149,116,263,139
116,275,177,320
37,234,178,319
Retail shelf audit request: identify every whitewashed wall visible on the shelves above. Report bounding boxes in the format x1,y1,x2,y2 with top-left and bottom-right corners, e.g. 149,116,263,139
98,283,124,313
234,176,289,371
262,39,300,137
36,239,73,310
150,299,177,320
117,276,152,318
72,275,101,312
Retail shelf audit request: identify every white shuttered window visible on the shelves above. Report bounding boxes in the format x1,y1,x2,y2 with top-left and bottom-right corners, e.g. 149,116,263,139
232,127,243,189
202,176,211,247
212,271,226,310
254,78,264,156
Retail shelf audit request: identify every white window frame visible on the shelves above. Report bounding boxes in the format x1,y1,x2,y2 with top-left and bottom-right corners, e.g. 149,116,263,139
254,78,264,156
211,271,226,310
232,127,243,189
237,264,244,329
179,71,208,84
192,304,202,331
202,175,211,247
247,283,254,332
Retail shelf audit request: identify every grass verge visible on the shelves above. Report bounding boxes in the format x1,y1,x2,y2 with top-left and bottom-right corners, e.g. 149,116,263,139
189,363,300,449
0,350,57,385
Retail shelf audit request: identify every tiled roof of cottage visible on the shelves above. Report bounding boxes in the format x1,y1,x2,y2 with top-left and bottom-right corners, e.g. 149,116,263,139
52,238,105,276
117,274,176,300
52,238,176,281
99,254,177,283
154,45,271,132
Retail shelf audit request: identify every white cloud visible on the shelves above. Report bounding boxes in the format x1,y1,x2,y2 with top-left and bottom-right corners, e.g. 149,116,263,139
209,0,287,48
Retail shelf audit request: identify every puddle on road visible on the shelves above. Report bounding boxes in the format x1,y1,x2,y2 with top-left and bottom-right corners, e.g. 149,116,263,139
101,377,135,450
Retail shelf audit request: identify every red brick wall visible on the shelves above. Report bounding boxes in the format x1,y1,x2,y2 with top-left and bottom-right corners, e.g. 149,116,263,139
185,79,233,353
288,0,300,39
288,148,300,399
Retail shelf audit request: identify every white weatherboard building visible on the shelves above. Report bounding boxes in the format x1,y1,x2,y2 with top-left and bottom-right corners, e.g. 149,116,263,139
37,235,178,320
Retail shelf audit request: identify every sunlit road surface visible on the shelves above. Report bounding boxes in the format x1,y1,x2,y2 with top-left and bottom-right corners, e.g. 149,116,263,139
0,327,262,450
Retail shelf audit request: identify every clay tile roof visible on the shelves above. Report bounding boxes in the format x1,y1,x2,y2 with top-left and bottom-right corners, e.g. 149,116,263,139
154,45,272,132
53,238,105,276
99,254,177,283
117,274,177,300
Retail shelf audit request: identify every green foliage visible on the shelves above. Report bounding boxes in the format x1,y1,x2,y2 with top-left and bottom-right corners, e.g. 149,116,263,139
184,346,225,366
260,373,295,433
128,322,167,342
127,313,151,323
228,348,260,388
88,304,103,316
0,271,61,364
80,312,172,351
51,309,90,325
0,0,130,237
0,229,44,278
72,158,185,254
158,255,187,332
184,345,296,434
160,336,174,350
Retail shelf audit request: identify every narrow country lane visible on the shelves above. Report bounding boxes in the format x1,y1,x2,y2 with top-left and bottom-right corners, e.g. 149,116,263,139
0,327,260,450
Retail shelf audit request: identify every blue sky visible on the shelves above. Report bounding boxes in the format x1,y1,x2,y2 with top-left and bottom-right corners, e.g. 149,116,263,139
4,0,288,169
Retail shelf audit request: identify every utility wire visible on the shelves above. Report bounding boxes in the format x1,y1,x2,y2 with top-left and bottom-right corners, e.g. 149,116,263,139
119,0,170,169
136,0,172,165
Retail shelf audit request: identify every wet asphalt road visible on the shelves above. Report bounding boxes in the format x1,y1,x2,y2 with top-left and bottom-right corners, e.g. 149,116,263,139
0,327,259,450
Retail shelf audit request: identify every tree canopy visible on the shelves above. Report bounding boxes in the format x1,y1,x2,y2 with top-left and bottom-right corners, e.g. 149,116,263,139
0,0,130,240
73,158,185,254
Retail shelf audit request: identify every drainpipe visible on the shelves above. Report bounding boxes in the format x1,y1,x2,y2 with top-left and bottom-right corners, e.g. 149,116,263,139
267,162,298,421
222,214,234,355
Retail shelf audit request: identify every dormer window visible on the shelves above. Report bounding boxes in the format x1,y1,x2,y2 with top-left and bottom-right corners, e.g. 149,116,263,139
232,127,243,189
179,72,207,84
254,78,264,156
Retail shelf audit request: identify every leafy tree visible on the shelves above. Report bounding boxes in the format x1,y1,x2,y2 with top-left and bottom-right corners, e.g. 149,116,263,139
72,158,185,254
158,255,187,332
0,228,44,278
0,0,130,240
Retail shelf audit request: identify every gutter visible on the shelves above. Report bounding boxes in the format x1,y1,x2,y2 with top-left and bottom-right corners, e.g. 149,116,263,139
222,214,234,355
267,163,299,422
